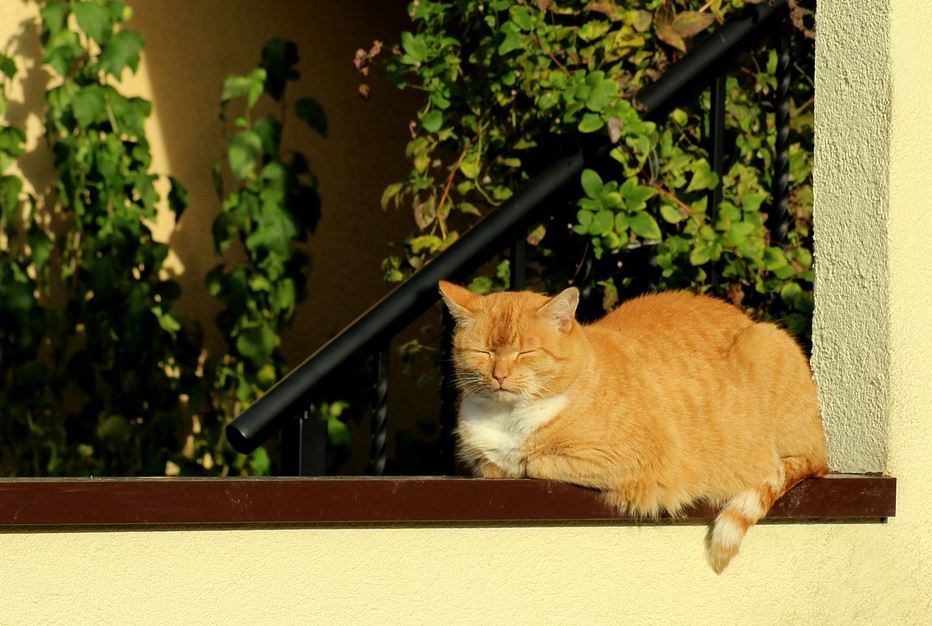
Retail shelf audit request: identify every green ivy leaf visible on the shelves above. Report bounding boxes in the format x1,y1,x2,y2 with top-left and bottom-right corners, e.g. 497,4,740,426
0,175,22,216
590,209,614,235
40,3,69,37
0,54,16,80
221,68,267,111
658,202,684,224
460,150,480,179
381,182,404,209
468,275,493,294
498,23,524,55
793,290,815,314
587,78,618,113
151,306,181,333
628,212,662,239
228,131,263,181
581,169,603,198
668,108,688,126
72,86,107,128
575,209,593,234
260,38,300,102
409,234,444,254
741,192,768,213
686,161,719,192
295,97,327,137
236,324,280,362
73,1,113,44
509,5,533,30
401,31,429,63
579,20,611,42
578,113,605,133
780,281,803,305
620,178,658,212
270,279,296,315
689,244,718,265
249,447,272,475
253,116,282,156
43,31,83,77
98,29,144,76
763,246,788,271
421,110,443,133
27,229,53,270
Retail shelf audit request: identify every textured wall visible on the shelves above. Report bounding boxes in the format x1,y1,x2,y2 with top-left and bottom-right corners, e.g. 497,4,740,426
811,1,891,472
3,1,932,622
1,508,930,623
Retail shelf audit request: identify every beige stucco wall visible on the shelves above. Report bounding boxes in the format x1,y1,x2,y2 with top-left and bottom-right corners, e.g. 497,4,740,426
2,0,931,623
811,1,891,473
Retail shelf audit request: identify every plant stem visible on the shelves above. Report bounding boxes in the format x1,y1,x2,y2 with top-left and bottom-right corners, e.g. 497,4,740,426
435,145,470,239
648,181,698,222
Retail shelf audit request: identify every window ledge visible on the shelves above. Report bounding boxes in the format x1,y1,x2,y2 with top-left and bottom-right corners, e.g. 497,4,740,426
0,473,894,527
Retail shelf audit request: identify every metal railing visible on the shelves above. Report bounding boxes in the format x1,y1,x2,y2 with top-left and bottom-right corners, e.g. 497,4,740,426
227,0,793,474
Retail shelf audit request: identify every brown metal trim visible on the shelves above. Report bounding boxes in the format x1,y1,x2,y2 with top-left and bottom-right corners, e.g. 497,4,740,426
0,474,894,527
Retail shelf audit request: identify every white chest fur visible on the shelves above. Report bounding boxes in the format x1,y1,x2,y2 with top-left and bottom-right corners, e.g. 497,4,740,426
458,394,567,476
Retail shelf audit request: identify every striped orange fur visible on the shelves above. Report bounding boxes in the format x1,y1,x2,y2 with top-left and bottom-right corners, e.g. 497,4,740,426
439,281,829,573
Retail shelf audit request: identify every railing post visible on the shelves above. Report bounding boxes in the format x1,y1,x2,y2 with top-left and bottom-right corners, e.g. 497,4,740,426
510,237,526,291
369,346,389,475
280,410,327,476
438,309,458,475
773,23,792,244
708,74,726,291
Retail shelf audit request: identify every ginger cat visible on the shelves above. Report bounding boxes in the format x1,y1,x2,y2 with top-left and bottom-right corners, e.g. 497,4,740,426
438,280,829,573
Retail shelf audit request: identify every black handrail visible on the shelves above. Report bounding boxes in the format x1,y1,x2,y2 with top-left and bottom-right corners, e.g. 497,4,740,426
227,0,790,455
635,0,787,115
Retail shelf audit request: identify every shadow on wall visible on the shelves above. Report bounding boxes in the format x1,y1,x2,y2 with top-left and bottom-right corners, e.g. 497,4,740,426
3,20,54,200
132,0,420,361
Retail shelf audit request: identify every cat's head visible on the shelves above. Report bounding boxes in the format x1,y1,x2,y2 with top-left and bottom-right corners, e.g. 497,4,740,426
438,281,584,404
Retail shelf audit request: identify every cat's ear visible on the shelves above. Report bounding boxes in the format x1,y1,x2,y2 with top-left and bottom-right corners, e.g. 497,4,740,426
538,287,579,333
438,281,479,324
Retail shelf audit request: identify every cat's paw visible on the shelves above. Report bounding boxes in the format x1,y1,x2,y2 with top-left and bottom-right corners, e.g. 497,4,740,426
476,460,508,479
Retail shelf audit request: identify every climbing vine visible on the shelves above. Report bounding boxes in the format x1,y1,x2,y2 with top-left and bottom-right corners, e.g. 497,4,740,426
20,0,198,474
362,0,815,336
1,3,339,476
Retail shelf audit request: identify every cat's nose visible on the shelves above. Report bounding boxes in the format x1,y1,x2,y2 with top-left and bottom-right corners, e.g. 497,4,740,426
493,373,508,386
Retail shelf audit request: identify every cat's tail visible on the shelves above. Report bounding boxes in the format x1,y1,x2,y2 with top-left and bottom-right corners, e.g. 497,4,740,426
705,455,829,574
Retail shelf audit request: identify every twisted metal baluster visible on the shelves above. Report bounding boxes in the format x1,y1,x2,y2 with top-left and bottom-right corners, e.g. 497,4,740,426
369,347,389,476
708,75,726,291
773,26,792,244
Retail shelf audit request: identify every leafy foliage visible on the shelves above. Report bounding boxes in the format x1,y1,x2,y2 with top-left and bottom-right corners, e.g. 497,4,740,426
202,38,350,471
0,5,337,476
2,0,202,475
365,0,815,337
